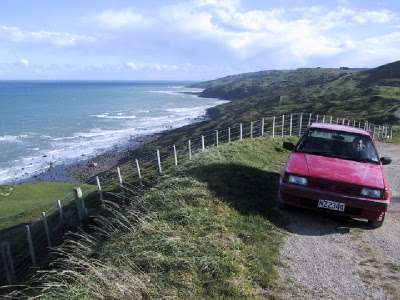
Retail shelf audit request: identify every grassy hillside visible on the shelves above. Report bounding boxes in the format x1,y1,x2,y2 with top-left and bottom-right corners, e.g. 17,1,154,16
0,182,95,230
35,137,295,299
192,61,400,125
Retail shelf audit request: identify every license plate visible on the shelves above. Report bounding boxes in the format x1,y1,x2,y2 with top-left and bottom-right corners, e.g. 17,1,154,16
318,199,345,212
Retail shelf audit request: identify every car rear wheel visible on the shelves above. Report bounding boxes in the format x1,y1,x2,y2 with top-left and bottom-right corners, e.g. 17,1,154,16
368,213,385,229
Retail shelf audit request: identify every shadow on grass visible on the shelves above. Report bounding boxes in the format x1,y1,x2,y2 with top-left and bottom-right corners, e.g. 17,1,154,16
190,163,381,235
189,163,285,228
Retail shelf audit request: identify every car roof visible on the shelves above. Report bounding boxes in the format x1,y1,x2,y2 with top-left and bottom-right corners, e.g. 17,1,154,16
309,123,371,136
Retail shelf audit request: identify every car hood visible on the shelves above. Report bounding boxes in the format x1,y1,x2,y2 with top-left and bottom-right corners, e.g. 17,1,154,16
286,152,385,189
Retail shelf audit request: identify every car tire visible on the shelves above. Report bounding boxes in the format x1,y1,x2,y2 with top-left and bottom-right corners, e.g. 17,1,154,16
368,213,385,229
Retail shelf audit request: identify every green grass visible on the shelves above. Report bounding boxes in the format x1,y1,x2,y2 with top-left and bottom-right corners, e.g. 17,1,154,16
390,126,400,144
37,137,295,299
0,182,95,230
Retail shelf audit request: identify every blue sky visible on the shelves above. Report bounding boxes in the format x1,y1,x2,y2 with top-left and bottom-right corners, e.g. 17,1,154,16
0,0,400,80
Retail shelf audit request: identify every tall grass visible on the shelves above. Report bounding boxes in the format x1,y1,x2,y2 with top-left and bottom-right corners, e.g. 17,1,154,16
14,138,293,299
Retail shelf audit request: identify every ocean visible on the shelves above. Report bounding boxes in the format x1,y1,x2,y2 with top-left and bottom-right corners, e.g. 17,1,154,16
0,81,226,184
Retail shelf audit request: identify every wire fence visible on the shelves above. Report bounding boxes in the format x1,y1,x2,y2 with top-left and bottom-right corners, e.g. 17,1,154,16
0,112,393,288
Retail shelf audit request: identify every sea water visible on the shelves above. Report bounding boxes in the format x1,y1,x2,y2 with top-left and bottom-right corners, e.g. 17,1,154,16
0,81,226,184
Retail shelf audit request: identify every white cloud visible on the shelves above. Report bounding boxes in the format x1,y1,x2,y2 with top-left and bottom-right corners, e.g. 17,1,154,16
18,58,30,67
0,25,95,47
95,9,146,29
159,1,399,64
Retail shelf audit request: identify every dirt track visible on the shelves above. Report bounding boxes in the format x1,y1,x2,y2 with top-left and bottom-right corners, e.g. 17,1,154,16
278,142,400,299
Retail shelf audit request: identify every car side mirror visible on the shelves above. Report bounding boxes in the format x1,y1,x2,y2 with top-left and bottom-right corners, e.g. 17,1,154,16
283,142,295,151
380,157,392,165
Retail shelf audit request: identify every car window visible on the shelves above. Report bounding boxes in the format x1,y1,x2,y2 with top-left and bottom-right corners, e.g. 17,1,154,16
296,129,380,163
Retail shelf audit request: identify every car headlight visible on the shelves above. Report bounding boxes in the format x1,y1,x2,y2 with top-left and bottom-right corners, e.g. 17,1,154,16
288,175,308,186
361,188,382,199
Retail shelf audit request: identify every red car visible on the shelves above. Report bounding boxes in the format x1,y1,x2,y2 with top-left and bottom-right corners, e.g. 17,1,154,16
279,123,392,228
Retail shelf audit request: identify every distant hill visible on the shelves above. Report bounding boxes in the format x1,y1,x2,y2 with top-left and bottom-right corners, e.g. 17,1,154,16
191,62,400,125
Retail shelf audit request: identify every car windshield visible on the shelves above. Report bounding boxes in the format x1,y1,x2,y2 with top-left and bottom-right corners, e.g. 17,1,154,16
296,128,380,163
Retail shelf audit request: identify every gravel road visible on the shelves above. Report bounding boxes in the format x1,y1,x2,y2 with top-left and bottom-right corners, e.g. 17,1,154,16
278,142,400,299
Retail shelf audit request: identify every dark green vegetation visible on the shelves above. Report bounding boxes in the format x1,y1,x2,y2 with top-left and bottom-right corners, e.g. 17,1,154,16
37,137,293,299
193,61,400,125
0,182,95,230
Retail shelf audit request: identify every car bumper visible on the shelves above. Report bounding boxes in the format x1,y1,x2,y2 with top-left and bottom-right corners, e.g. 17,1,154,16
279,182,389,220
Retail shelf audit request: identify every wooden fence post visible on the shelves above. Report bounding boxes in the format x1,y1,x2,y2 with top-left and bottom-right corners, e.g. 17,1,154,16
1,242,15,284
250,122,253,138
74,187,85,221
330,115,333,124
322,115,326,123
156,150,162,174
281,115,285,137
135,159,142,181
342,118,345,125
96,176,104,205
299,113,303,136
240,123,243,140
336,117,339,124
201,135,205,151
228,127,231,143
117,167,123,186
390,127,393,140
347,119,350,126
41,212,51,248
316,114,319,122
261,118,265,137
215,130,219,147
173,145,178,165
272,116,276,138
289,114,293,136
308,113,312,126
25,225,36,267
57,199,64,224
188,140,192,160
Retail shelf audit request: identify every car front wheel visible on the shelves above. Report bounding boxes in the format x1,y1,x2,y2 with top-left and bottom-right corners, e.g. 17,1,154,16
368,213,385,229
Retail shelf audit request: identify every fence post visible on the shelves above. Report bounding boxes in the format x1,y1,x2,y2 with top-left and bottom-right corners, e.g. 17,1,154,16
173,144,178,165
308,113,312,126
289,114,293,136
215,130,219,147
228,127,231,143
272,116,276,138
96,176,104,205
353,120,356,127
281,115,285,137
57,199,64,224
336,117,339,124
390,127,393,140
330,115,333,124
156,150,162,174
299,113,303,136
322,115,326,124
239,123,243,140
173,145,178,165
316,114,319,122
188,140,192,160
41,212,52,248
250,122,253,138
25,225,36,267
1,242,15,284
74,187,84,222
342,118,345,125
117,167,123,186
347,119,350,126
135,159,142,181
201,135,205,151
261,118,265,137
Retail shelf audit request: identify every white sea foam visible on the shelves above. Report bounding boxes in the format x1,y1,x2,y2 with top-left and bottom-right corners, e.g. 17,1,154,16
0,90,228,184
0,134,28,143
